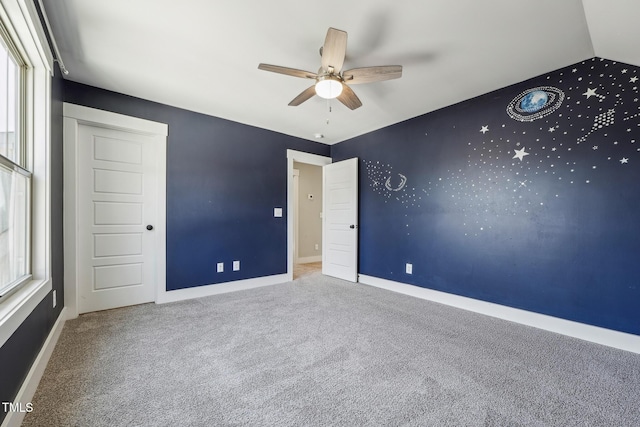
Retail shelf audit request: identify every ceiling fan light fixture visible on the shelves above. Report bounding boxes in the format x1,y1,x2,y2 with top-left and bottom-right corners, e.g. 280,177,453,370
315,76,343,99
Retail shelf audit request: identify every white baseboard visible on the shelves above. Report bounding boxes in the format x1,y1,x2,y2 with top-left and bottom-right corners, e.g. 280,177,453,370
359,275,640,355
156,274,289,304
1,307,67,427
296,256,322,264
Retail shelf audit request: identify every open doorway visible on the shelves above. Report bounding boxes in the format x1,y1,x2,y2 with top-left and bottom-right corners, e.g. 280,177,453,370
293,162,323,279
287,150,332,281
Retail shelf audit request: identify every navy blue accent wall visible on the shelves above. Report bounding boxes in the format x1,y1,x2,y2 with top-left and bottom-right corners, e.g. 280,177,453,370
63,82,329,290
332,58,640,335
0,63,65,423
51,63,65,320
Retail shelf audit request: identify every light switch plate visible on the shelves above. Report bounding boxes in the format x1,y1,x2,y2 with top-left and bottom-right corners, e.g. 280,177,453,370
217,262,224,273
274,207,283,217
233,260,240,271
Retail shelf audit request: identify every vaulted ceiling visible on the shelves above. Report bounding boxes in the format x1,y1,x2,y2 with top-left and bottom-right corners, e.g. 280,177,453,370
42,0,640,145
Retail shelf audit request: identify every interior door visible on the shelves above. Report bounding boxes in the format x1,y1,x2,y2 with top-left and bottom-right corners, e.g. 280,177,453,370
322,157,358,282
77,124,158,313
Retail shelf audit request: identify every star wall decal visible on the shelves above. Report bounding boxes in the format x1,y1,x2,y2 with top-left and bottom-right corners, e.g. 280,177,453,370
513,147,530,162
583,88,598,99
631,76,639,83
620,157,629,164
480,125,489,134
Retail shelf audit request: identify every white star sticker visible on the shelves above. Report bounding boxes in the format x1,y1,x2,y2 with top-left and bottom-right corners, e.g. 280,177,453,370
592,146,598,150
583,88,598,99
480,125,489,134
572,68,577,73
620,157,629,164
548,127,556,132
622,69,628,74
631,76,639,83
513,147,530,162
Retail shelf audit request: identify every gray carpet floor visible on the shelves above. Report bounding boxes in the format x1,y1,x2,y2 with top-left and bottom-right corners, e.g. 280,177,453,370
23,271,640,426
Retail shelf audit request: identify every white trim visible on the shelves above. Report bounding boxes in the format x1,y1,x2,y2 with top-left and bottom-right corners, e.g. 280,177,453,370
63,103,168,319
1,307,66,427
156,274,289,304
63,104,168,135
21,0,54,72
297,256,322,264
286,150,331,282
359,275,640,354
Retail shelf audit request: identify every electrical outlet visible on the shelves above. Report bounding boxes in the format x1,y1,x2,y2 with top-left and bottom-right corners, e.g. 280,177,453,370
233,260,240,271
315,243,319,250
52,290,57,308
217,262,224,273
406,263,413,274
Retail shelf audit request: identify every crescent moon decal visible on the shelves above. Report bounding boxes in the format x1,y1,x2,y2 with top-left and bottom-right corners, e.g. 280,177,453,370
385,174,407,191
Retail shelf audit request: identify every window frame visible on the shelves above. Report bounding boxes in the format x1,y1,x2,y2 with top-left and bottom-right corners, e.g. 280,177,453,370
0,0,54,348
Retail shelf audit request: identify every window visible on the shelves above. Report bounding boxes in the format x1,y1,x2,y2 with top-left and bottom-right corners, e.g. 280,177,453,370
0,22,30,298
0,0,53,348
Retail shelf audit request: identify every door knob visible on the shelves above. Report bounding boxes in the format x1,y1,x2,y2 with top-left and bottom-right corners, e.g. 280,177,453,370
349,224,358,229
146,225,154,230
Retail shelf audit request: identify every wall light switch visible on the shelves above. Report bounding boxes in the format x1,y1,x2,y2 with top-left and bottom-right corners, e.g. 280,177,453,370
233,260,240,271
406,263,413,274
217,262,224,273
274,207,283,217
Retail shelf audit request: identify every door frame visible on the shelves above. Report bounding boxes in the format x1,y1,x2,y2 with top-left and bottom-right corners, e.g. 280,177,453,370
63,103,168,319
286,150,331,281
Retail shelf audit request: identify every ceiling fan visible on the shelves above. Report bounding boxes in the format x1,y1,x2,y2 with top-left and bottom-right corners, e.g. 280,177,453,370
258,27,402,110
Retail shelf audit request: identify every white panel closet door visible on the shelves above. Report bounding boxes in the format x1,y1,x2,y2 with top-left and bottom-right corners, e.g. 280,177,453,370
77,124,158,313
322,157,358,282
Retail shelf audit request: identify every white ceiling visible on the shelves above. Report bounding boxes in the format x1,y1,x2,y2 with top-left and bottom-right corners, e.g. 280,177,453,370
42,0,640,145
